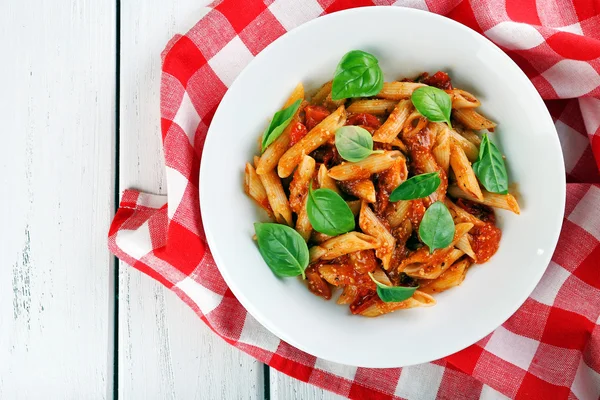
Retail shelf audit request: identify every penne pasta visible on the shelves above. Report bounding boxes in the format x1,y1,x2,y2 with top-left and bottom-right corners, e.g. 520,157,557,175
346,199,361,216
317,164,341,194
391,137,408,153
432,125,451,173
448,128,479,161
289,155,316,214
455,233,476,259
376,81,426,100
310,231,333,244
402,110,429,136
406,248,464,280
328,151,402,181
337,285,358,305
347,99,398,115
372,100,412,143
448,185,521,214
444,198,486,226
419,259,471,294
458,129,481,146
357,290,436,317
311,81,332,105
448,89,480,109
450,141,484,201
244,162,274,219
278,105,347,178
325,90,346,109
309,232,379,262
386,200,411,229
257,166,294,226
453,108,497,130
359,202,396,270
339,179,377,203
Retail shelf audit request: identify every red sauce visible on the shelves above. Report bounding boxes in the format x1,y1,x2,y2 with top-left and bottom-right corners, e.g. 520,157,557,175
305,264,331,300
350,289,378,315
419,71,453,90
289,121,307,146
470,222,502,263
346,113,382,130
310,144,342,167
348,250,377,274
305,105,330,131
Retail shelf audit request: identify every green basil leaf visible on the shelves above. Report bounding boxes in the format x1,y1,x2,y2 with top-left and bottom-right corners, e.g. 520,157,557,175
368,273,418,303
335,126,378,162
472,134,508,194
306,184,355,236
411,86,452,128
331,50,384,100
254,222,309,278
261,99,302,152
419,201,455,254
389,172,441,201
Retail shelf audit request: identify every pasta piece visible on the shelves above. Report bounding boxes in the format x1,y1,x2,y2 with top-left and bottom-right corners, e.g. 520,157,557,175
449,89,480,109
325,90,346,109
356,290,435,317
328,151,403,181
391,137,408,153
359,202,396,270
455,233,476,259
258,167,294,226
317,164,340,194
448,185,521,214
432,125,450,173
244,162,274,219
317,263,349,286
376,81,425,100
296,207,312,242
337,285,358,305
373,100,412,143
448,128,479,161
347,99,398,115
459,129,481,146
346,200,361,216
450,141,483,201
284,83,305,107
402,110,428,136
305,265,331,299
309,232,379,262
311,81,332,105
444,198,485,226
339,179,377,203
453,108,497,130
419,259,471,294
278,105,347,178
310,231,333,244
386,200,411,229
406,248,464,280
371,265,392,285
289,155,316,213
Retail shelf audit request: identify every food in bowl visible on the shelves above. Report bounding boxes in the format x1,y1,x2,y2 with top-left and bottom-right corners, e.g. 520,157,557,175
244,50,520,317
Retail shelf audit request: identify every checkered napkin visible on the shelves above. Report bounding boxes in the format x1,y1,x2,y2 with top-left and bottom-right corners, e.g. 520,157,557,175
108,1,600,398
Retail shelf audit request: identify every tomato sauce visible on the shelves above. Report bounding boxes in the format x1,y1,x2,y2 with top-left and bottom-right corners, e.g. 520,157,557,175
305,105,330,131
470,222,502,263
418,71,453,90
289,121,307,146
346,113,382,130
305,264,331,300
457,198,496,224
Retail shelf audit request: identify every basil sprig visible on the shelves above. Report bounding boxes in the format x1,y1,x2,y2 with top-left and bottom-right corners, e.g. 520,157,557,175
335,126,381,162
331,50,384,100
411,86,452,128
419,201,455,254
306,184,355,236
261,99,302,152
389,172,441,201
254,223,309,278
473,134,508,194
368,273,418,303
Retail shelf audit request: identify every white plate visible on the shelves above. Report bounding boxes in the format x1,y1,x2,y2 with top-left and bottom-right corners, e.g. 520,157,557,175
200,7,565,368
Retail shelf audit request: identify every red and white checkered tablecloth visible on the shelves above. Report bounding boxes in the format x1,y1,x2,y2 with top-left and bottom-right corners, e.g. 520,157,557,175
108,1,600,398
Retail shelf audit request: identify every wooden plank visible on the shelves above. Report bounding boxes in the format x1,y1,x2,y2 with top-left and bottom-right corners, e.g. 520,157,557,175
271,370,345,400
118,1,264,397
0,1,115,398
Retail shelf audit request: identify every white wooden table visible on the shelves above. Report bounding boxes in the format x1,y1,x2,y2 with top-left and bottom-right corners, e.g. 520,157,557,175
1,1,342,398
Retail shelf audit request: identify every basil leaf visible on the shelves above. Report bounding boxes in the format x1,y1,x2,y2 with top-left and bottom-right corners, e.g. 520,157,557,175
472,134,508,194
306,184,355,236
261,99,302,152
254,223,309,279
335,126,379,162
419,201,455,254
368,273,418,303
331,50,383,100
411,86,452,128
389,172,441,201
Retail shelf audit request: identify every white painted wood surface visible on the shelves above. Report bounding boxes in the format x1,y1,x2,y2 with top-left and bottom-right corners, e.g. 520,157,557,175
0,0,115,399
118,1,264,398
271,370,345,400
